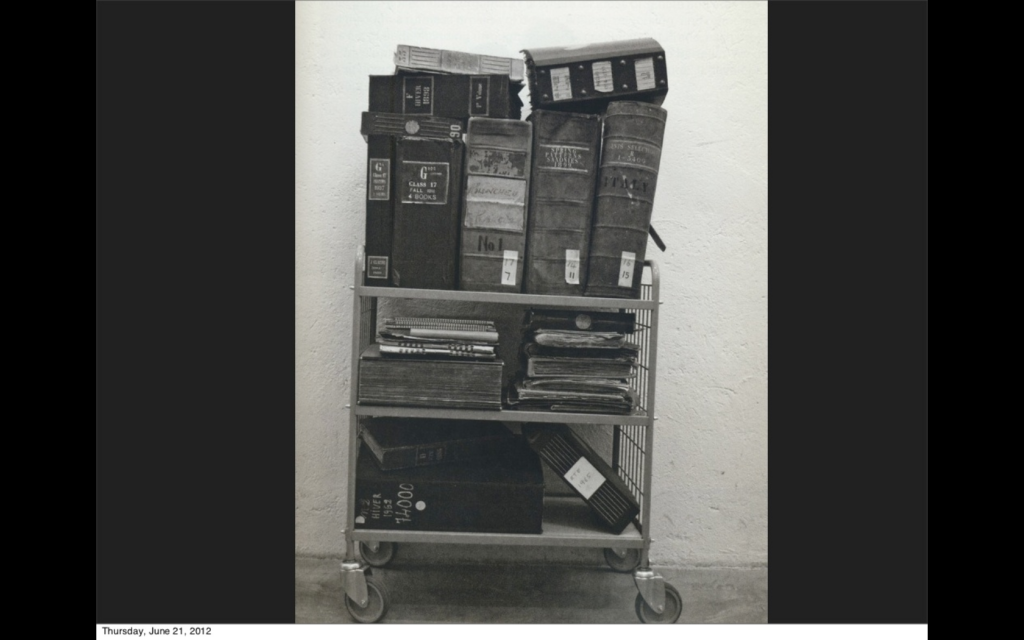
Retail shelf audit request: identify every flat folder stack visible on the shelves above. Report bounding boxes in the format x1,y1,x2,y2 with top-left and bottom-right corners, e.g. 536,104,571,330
508,309,639,414
357,317,504,410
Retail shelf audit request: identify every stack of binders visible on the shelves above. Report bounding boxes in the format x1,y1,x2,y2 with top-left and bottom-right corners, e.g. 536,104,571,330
508,309,639,415
358,317,504,410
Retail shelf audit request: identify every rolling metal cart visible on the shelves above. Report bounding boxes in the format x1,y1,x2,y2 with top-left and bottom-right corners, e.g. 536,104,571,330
339,245,681,623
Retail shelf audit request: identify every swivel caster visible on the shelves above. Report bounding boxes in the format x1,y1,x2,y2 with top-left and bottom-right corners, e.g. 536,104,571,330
603,547,641,573
359,541,396,568
345,574,391,623
635,583,682,623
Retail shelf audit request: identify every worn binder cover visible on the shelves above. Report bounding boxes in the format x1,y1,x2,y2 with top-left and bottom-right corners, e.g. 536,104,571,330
459,118,533,292
391,136,464,289
357,344,504,410
521,110,602,295
584,101,668,299
354,438,544,533
521,38,668,112
361,112,465,142
359,418,516,471
521,423,640,534
369,74,522,120
364,135,396,285
395,44,526,83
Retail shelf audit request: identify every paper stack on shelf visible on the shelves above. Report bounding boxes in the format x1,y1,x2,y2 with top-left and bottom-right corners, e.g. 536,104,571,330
508,310,639,414
377,317,499,360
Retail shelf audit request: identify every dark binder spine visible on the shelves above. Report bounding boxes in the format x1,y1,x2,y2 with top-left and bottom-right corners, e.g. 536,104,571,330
391,137,464,290
361,112,466,141
364,134,395,285
459,118,533,292
523,111,602,295
373,74,520,119
584,101,668,299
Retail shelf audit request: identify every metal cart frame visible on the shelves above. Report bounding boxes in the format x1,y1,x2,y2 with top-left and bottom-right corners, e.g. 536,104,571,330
339,245,680,623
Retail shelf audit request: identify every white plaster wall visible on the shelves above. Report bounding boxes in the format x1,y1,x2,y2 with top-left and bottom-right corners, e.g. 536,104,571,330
296,1,767,567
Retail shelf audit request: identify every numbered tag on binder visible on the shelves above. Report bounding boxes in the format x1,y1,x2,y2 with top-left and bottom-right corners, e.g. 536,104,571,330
502,250,518,286
565,249,580,284
618,251,636,288
565,456,606,500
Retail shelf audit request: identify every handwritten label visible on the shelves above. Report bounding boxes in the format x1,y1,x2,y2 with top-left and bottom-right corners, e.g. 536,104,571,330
465,175,527,205
618,251,636,288
592,60,613,93
565,249,580,284
565,456,606,500
635,57,656,91
550,67,572,101
502,250,518,286
400,161,450,205
368,158,390,201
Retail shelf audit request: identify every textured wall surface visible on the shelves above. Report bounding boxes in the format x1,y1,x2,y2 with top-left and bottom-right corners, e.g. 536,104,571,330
296,1,767,567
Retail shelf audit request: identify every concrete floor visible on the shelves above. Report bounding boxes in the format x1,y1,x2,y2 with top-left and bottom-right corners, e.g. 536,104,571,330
296,545,767,624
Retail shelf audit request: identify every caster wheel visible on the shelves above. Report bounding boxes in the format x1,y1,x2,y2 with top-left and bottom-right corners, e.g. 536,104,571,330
604,548,641,573
359,541,396,568
345,575,390,623
635,583,682,624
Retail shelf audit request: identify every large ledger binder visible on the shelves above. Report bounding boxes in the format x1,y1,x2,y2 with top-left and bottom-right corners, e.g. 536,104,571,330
359,418,516,471
521,38,668,113
459,118,533,292
354,439,544,534
391,136,464,289
357,344,503,410
523,110,602,295
369,74,522,120
394,44,525,83
584,101,668,299
521,423,640,534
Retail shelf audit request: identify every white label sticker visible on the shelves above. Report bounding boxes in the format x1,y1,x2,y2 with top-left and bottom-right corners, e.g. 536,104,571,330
618,251,636,288
565,249,580,284
550,67,573,101
565,456,606,500
502,250,518,286
592,60,613,93
635,57,656,91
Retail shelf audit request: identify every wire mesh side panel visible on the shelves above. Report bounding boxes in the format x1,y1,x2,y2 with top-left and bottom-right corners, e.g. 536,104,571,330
611,266,653,534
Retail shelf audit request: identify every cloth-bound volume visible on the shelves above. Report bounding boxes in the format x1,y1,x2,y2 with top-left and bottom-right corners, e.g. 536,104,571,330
357,344,503,410
526,309,636,334
521,423,640,534
395,45,525,83
369,74,522,120
354,438,544,533
460,118,533,292
359,418,516,471
391,136,464,289
584,101,668,299
521,38,668,113
522,111,602,295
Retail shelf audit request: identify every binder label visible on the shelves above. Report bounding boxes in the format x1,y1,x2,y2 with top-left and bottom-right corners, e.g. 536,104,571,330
400,161,450,205
635,57,656,91
366,256,388,279
368,158,391,201
469,76,491,116
402,76,434,115
618,251,636,288
565,249,580,284
502,250,518,286
550,67,573,101
538,144,591,172
565,456,606,500
592,60,614,93
467,148,528,178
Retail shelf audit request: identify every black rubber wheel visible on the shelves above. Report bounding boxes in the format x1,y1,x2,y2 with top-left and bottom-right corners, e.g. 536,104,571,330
635,583,683,624
604,547,641,573
345,576,390,623
359,541,396,568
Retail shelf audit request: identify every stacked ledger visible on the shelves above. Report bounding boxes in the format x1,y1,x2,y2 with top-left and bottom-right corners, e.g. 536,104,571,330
508,309,639,414
358,317,504,410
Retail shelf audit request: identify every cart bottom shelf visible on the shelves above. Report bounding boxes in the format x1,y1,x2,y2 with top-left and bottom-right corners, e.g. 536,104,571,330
350,495,643,548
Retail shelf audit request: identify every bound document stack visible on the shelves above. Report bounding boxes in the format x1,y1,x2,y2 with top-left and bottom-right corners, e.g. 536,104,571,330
508,310,639,414
358,317,504,410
